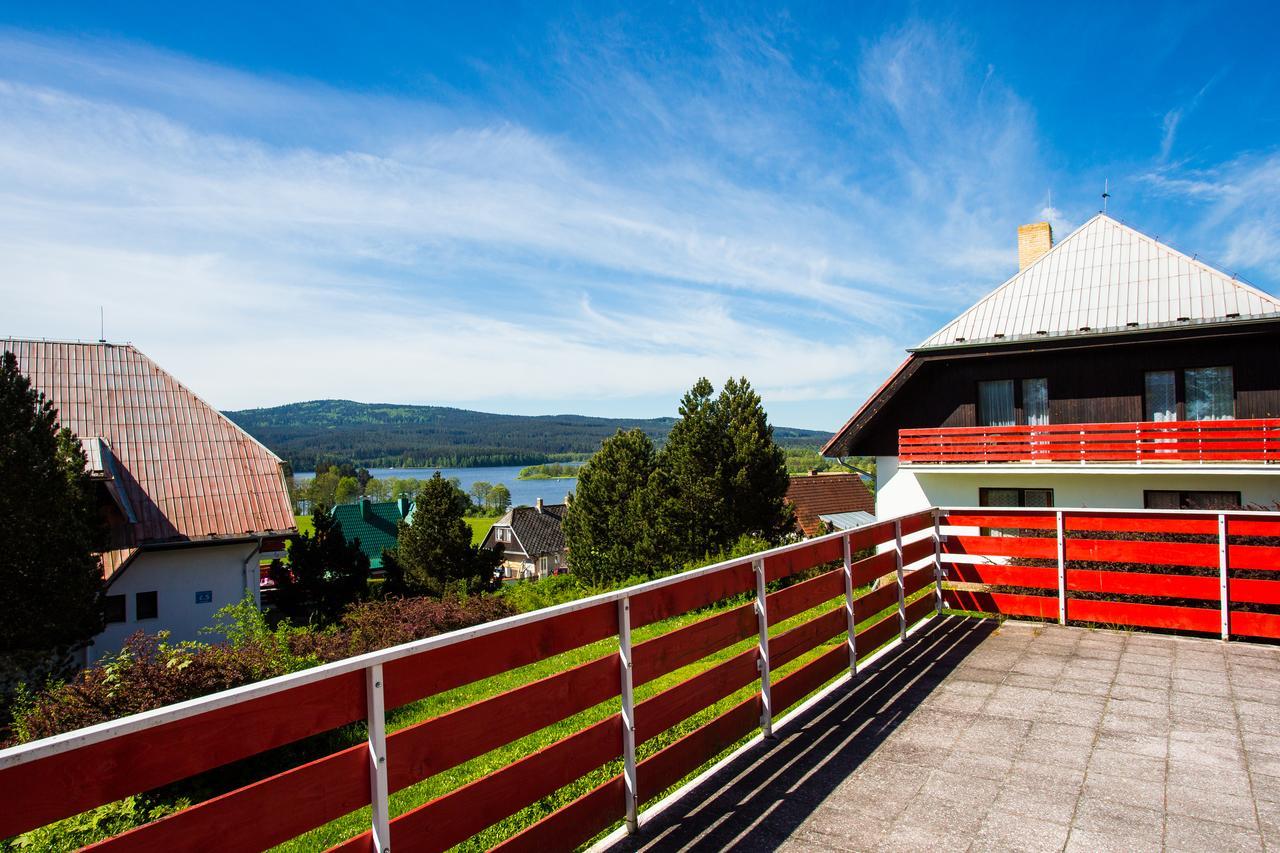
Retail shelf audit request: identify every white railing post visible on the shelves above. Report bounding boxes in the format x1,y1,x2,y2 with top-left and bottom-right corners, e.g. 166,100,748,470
932,509,944,614
366,664,391,853
1056,510,1067,626
1219,514,1230,641
617,597,638,832
753,558,773,738
842,532,857,678
894,519,906,641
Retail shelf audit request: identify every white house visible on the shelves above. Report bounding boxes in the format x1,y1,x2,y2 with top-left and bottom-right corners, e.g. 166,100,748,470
823,215,1280,517
2,339,295,661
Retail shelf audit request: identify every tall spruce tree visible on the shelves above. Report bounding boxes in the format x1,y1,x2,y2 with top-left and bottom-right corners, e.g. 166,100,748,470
0,351,104,657
719,377,796,540
392,473,500,595
563,429,670,586
655,378,733,560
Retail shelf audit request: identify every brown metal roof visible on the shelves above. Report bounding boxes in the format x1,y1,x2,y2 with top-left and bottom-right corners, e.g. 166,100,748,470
785,472,874,537
2,339,296,577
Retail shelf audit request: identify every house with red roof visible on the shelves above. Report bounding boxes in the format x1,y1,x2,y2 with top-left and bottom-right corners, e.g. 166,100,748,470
2,339,296,660
785,471,875,536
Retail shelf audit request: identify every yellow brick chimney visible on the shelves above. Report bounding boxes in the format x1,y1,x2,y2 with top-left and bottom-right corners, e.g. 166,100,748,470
1017,221,1053,270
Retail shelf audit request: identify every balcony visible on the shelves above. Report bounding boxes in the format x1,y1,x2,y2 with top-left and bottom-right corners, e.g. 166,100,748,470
2,507,1279,850
900,417,1280,465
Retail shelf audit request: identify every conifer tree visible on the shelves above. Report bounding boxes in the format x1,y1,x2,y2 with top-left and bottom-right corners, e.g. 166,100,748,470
393,473,500,595
269,504,370,625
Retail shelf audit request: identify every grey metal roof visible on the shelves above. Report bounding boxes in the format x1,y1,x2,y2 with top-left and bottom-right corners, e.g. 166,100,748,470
915,214,1280,350
817,511,877,530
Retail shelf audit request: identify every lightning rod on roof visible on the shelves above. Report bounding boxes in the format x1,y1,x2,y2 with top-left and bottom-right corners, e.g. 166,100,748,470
99,306,105,343
1101,179,1110,214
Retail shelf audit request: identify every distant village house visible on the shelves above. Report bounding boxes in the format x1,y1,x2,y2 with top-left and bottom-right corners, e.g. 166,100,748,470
3,339,296,662
785,471,876,537
482,497,569,580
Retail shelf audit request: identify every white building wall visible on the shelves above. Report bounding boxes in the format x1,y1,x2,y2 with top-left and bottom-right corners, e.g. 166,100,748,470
876,455,1280,517
91,541,260,663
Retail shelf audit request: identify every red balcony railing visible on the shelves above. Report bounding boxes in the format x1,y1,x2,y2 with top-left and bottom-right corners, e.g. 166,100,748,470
2,507,1279,849
900,418,1280,464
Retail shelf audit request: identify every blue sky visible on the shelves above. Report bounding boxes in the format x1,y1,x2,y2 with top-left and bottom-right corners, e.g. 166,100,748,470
2,2,1278,429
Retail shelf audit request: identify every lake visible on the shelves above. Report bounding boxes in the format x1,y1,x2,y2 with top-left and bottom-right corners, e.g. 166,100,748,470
293,464,577,508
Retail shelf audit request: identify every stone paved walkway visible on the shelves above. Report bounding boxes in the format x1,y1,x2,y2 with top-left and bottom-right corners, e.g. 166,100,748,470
604,615,1280,852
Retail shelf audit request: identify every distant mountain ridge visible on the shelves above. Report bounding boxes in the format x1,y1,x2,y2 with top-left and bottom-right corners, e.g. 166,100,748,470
225,399,832,471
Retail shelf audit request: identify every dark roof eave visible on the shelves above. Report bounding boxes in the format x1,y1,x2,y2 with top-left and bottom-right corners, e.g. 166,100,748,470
909,314,1280,354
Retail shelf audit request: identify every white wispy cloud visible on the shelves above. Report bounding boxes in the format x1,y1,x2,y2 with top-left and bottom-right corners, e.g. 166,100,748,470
0,24,1057,425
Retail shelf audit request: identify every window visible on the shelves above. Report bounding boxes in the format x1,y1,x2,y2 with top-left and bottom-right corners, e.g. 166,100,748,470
104,594,126,624
1185,366,1234,421
979,487,1054,508
136,591,158,621
1144,370,1176,421
1022,378,1049,426
1144,490,1241,510
978,380,1015,427
495,528,510,544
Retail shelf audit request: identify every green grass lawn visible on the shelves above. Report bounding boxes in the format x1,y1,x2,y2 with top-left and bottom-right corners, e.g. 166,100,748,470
294,515,313,536
465,516,495,546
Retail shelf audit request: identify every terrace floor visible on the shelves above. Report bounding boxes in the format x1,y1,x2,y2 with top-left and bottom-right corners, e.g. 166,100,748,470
603,615,1280,852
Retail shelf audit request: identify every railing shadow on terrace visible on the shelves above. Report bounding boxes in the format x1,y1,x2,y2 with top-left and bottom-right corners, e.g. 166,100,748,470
900,417,1280,464
2,506,1279,851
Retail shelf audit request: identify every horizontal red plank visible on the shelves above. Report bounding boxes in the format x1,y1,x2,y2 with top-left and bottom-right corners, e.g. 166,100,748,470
1067,598,1218,633
1230,543,1280,571
853,579,898,623
1065,513,1217,535
1065,538,1218,568
770,607,846,672
494,773,625,852
388,653,618,791
1066,569,1218,601
384,601,618,709
903,566,935,598
946,589,1058,620
1228,518,1280,537
945,562,1058,590
898,510,936,537
764,536,844,582
943,511,1056,530
901,535,936,567
332,716,623,853
633,601,756,685
635,648,759,744
850,550,896,588
630,562,755,629
771,644,848,716
636,695,761,804
948,535,1057,560
846,520,894,552
767,568,844,625
1229,577,1280,605
0,669,366,840
1230,611,1280,640
90,742,367,853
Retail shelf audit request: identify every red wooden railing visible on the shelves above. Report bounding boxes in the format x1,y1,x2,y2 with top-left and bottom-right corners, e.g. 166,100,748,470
900,418,1280,464
0,511,941,852
940,507,1280,640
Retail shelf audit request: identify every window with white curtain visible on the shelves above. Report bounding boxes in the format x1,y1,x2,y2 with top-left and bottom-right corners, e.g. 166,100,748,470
1022,378,1049,425
978,380,1015,427
1185,366,1234,421
1144,370,1177,421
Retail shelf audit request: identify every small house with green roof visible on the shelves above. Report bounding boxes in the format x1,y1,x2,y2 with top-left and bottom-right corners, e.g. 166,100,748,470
331,497,413,569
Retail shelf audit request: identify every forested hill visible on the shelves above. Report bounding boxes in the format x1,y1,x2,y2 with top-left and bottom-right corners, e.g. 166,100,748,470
225,399,832,471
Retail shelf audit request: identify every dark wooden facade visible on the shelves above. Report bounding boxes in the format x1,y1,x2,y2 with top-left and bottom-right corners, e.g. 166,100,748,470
847,322,1280,457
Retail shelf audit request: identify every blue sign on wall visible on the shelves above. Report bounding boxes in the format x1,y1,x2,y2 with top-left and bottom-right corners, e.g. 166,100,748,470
195,590,213,604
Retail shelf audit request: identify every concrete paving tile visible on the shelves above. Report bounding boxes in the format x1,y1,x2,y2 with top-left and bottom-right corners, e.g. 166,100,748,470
1242,731,1280,758
1109,681,1170,702
1018,737,1092,771
1072,796,1165,836
946,746,1016,781
918,767,1002,811
1166,758,1250,794
1165,737,1245,770
1105,697,1170,720
1093,731,1168,759
1086,749,1166,781
1027,721,1097,745
1163,813,1264,853
788,814,891,850
1257,798,1280,847
972,808,1071,852
1054,677,1111,697
1063,826,1162,853
990,785,1079,826
1100,711,1169,736
1080,771,1166,812
1250,772,1280,803
1006,672,1059,690
1165,784,1259,829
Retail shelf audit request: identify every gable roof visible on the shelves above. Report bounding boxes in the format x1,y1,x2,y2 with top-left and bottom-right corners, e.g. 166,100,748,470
332,498,412,569
785,473,874,536
2,339,296,577
486,503,567,557
916,214,1280,351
